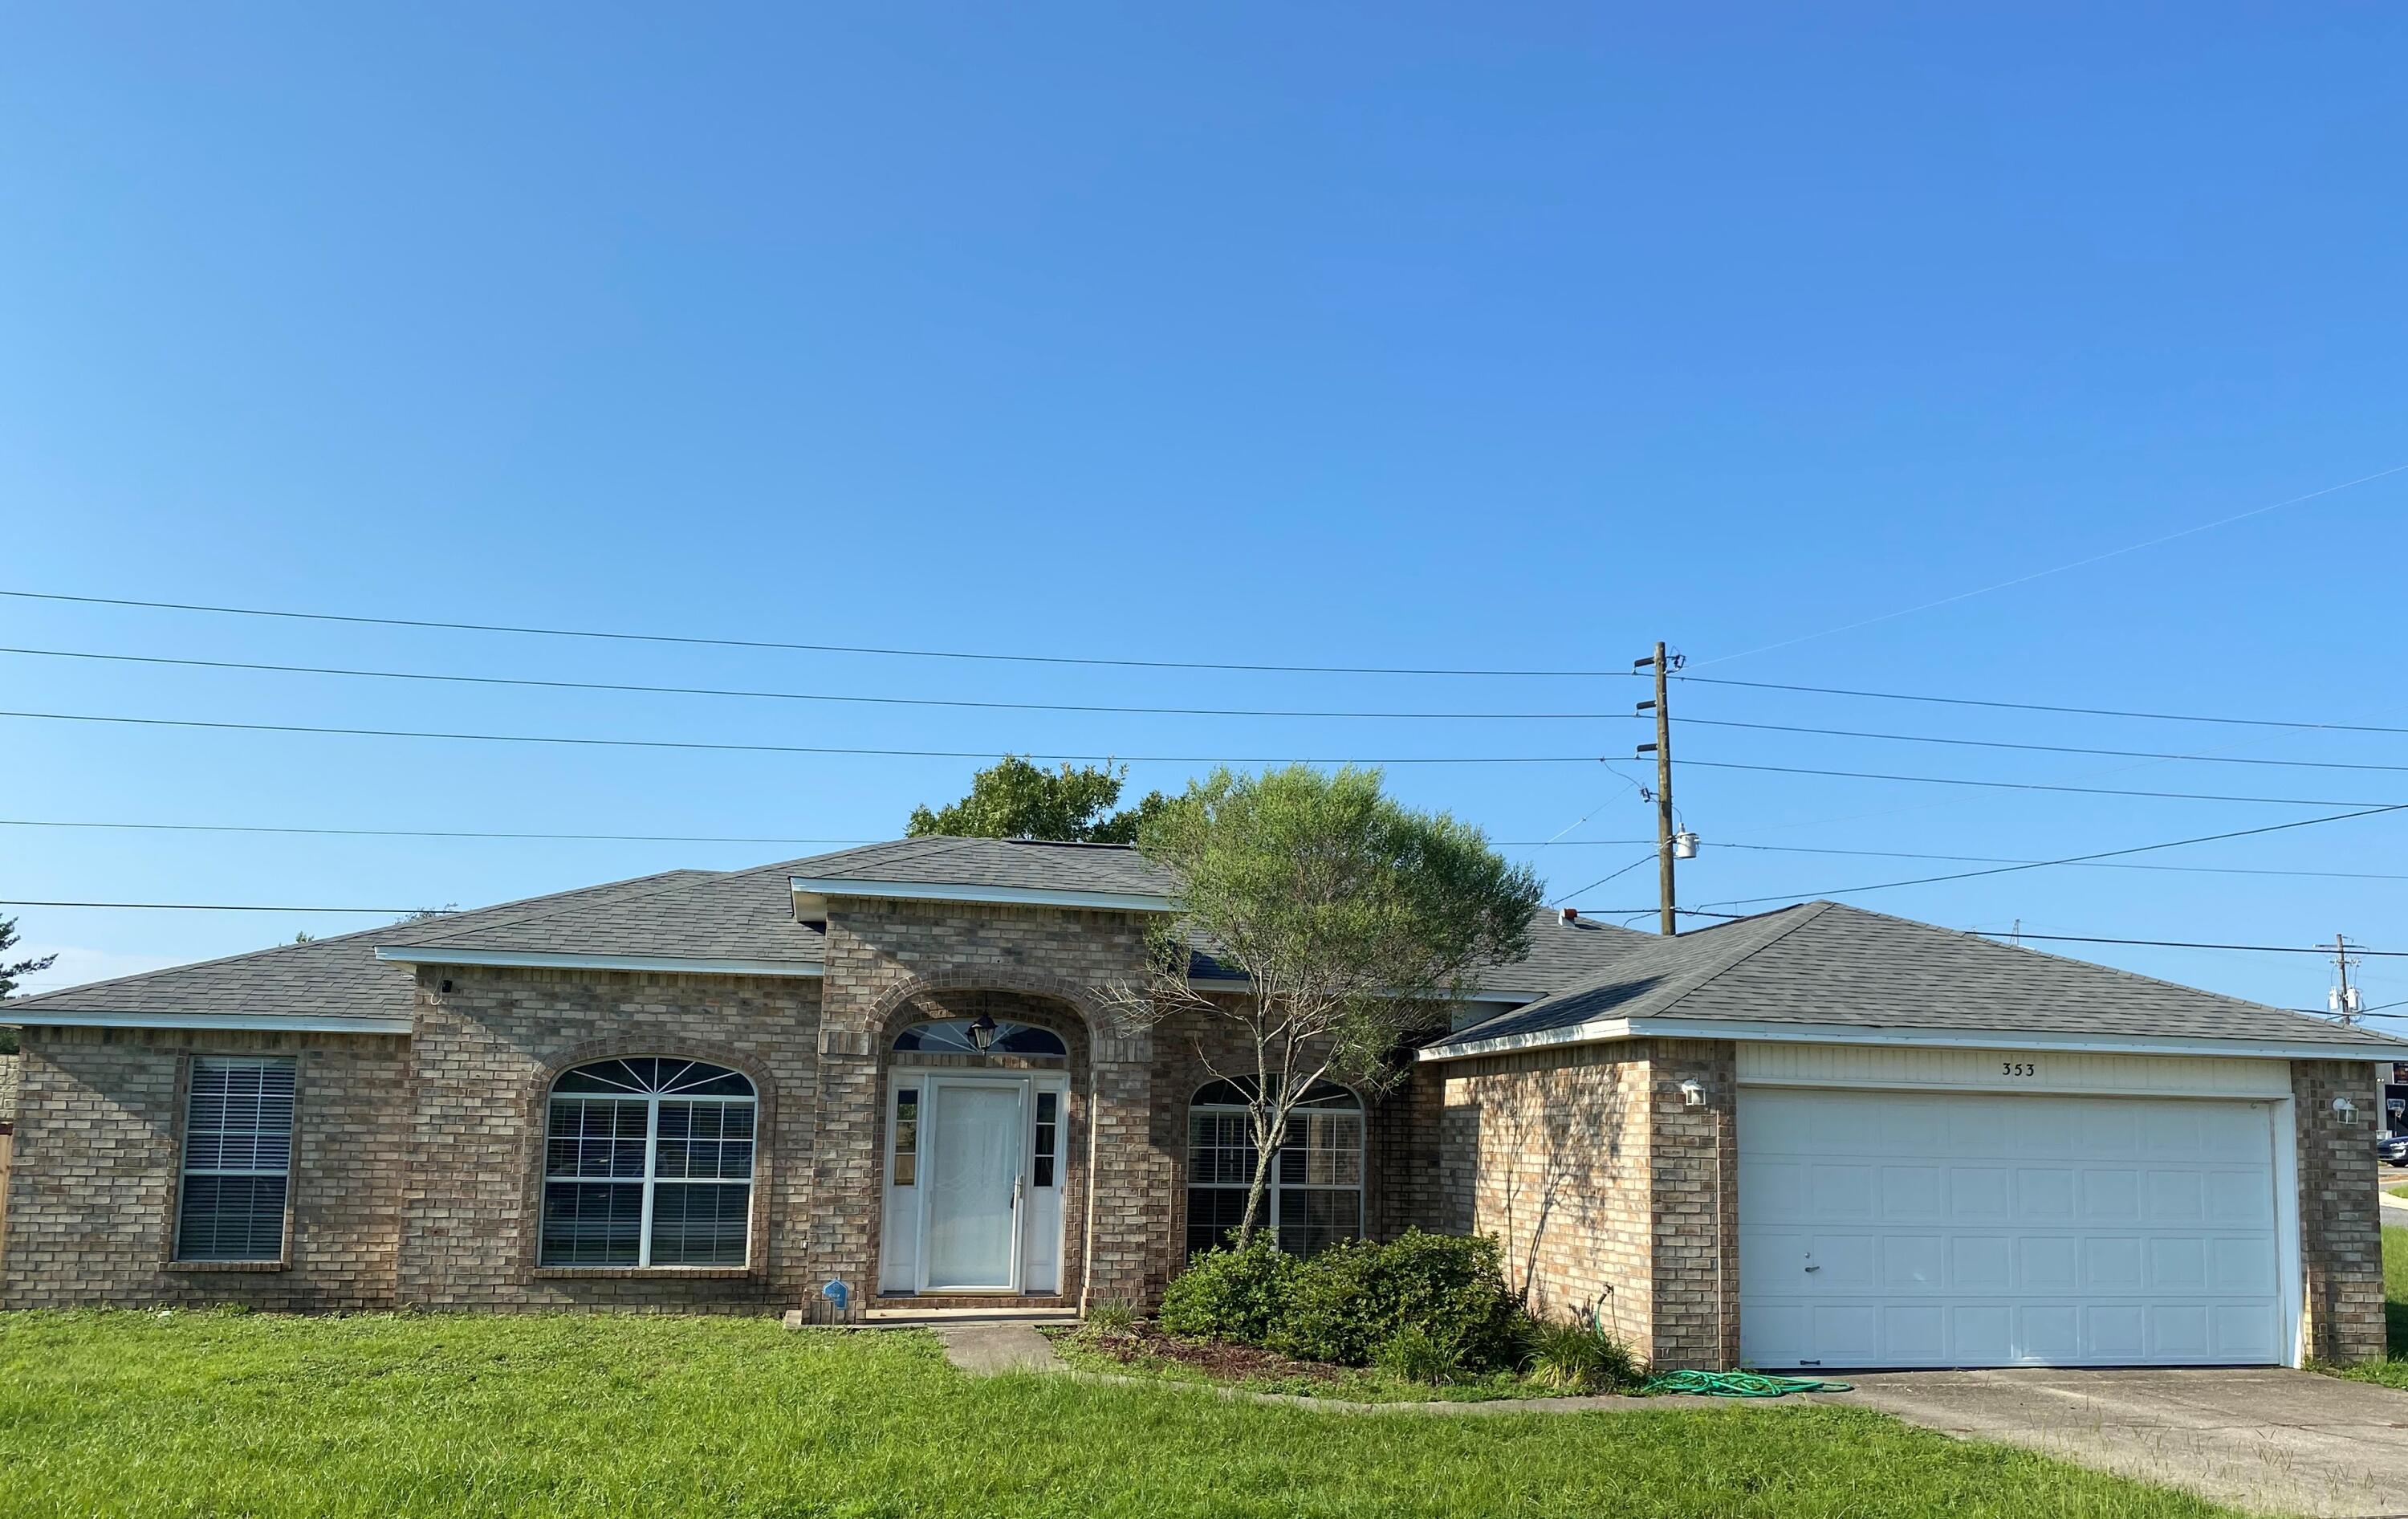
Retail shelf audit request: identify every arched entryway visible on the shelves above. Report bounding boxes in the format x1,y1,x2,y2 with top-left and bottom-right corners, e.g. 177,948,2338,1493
871,987,1091,1297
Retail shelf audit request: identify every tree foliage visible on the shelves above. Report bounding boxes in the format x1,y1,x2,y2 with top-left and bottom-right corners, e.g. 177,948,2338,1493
1119,765,1541,1245
907,755,1169,843
1,913,59,1054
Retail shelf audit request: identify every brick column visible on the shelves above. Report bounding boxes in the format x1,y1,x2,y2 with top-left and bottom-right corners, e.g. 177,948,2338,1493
1084,1030,1170,1307
1646,1038,1739,1371
2295,1058,2386,1363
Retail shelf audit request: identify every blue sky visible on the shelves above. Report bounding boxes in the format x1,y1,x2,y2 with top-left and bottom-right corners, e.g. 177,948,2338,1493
4,4,2404,1015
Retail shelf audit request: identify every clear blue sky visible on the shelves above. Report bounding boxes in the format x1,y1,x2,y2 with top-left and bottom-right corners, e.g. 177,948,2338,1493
5,4,2404,1016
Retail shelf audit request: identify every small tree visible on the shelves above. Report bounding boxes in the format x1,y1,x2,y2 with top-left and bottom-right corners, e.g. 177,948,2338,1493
908,755,1169,843
1119,766,1540,1247
1,913,59,1055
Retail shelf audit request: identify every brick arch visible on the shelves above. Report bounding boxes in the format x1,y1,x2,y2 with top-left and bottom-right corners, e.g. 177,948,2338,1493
866,968,1113,1045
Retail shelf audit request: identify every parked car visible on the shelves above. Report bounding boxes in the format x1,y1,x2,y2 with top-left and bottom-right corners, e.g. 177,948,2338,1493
2378,1133,2408,1169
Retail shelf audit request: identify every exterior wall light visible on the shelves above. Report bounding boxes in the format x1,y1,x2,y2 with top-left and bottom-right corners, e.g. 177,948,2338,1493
1679,1078,1706,1108
966,1012,999,1053
2333,1095,2361,1126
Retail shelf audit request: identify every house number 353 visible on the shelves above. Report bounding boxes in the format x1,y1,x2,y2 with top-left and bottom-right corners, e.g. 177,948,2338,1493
2000,1061,2037,1077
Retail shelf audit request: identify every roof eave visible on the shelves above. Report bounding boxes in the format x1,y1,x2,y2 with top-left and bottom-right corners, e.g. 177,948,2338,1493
1419,1014,2408,1065
5,1010,413,1035
373,947,825,978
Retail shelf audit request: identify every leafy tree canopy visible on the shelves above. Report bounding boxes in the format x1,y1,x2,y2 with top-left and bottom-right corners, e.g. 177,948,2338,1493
908,755,1169,844
2,913,59,1054
1121,764,1543,1244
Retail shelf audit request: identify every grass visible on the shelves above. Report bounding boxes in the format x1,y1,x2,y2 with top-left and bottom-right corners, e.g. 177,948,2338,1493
1043,1322,1549,1403
0,1309,2237,1518
2332,1223,2408,1390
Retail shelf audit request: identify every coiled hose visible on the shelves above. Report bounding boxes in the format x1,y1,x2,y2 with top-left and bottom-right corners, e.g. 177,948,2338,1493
1641,1369,1854,1397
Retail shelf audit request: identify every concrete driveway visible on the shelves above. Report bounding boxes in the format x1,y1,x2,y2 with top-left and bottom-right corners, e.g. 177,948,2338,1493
1815,1368,2408,1517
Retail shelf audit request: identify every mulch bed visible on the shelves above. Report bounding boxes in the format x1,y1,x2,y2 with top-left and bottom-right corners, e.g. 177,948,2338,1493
1068,1322,1348,1385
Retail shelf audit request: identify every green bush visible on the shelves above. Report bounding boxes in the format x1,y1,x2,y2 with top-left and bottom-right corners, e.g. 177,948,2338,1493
1525,1316,1644,1393
1168,1228,1528,1373
1370,1324,1464,1386
1157,1234,1297,1342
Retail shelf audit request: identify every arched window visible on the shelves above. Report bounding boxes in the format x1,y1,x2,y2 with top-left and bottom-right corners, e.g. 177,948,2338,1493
1185,1077,1362,1259
540,1057,756,1268
893,1018,1068,1057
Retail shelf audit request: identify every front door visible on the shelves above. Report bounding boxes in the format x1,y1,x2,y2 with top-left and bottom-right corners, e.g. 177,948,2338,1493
921,1081,1025,1291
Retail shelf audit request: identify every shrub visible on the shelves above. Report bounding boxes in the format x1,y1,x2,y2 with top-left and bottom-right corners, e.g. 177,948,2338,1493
1082,1301,1137,1339
1370,1324,1464,1386
1525,1316,1644,1393
1266,1230,1527,1372
1157,1235,1297,1342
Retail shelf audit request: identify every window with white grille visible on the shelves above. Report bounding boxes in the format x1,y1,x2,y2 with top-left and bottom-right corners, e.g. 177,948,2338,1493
1184,1077,1362,1259
177,1056,296,1261
540,1057,756,1268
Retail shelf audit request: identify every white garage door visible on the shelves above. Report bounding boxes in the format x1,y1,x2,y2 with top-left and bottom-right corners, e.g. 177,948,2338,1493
1738,1087,2287,1369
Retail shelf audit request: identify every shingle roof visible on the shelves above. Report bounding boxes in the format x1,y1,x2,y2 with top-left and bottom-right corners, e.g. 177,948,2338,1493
2,869,728,1024
789,837,1178,897
386,858,828,964
1434,900,2408,1054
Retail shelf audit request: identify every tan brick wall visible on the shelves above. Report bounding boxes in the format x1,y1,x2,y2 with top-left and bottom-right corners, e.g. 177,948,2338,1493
0,1026,409,1310
811,898,1160,1312
1440,1042,1656,1345
1436,1037,1739,1370
2295,1057,2386,1362
396,965,821,1313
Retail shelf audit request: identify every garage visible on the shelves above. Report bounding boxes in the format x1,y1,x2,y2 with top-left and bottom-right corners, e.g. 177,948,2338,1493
1739,1077,2294,1370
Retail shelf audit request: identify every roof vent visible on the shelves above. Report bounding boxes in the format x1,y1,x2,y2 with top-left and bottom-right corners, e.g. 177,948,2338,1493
1560,907,1579,924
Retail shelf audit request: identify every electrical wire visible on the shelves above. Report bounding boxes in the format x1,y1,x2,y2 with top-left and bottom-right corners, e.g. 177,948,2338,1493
1676,674,2408,736
0,588,1633,678
0,644,1631,721
0,899,430,914
1695,838,2408,883
0,708,1609,765
1680,717,2408,776
1691,461,2408,667
1690,800,2408,910
1967,931,2408,959
1682,757,2408,809
1548,853,1659,908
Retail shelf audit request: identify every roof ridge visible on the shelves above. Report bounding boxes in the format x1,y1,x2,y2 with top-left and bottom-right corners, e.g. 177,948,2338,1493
5,867,715,1009
383,861,811,948
1645,902,1835,1022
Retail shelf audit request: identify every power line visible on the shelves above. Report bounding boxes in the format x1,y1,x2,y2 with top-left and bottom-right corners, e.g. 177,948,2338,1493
0,644,1632,722
0,818,876,847
1677,674,2408,736
1682,716,2408,776
1967,931,2408,959
1684,757,2408,809
1548,852,1659,909
1693,461,2408,667
0,899,432,914
1691,800,2408,910
1698,838,2408,883
0,708,1609,766
0,588,1629,679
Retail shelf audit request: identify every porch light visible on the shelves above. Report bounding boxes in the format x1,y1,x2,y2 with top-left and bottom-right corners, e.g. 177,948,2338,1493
966,1012,1000,1053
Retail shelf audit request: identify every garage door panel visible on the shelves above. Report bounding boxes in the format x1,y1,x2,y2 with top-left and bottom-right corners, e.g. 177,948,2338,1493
1740,1088,2286,1370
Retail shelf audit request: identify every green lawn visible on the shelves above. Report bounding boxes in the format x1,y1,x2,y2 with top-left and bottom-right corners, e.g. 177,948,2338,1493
2333,1223,2408,1391
0,1310,2232,1518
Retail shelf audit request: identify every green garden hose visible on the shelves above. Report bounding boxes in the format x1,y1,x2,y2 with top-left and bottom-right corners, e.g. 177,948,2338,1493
1641,1369,1854,1398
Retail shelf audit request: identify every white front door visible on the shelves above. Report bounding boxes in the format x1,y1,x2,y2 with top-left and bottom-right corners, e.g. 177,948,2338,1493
921,1081,1025,1291
1739,1087,2287,1369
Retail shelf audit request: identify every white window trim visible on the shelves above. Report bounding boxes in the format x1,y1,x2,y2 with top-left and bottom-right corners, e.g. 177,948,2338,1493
540,1062,759,1270
1185,1089,1365,1253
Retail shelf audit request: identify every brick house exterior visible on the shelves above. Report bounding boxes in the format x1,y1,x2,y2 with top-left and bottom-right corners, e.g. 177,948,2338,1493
2,839,2394,1370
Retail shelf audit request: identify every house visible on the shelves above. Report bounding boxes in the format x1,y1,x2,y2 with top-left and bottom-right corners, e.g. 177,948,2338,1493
0,837,2394,1372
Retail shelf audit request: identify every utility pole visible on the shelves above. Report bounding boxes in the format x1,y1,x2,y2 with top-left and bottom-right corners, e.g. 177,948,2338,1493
1635,641,1676,936
2330,933,2362,1024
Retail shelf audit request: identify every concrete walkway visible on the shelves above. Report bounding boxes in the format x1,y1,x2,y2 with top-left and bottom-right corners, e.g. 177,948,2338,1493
930,1320,1065,1375
1813,1367,2408,1518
